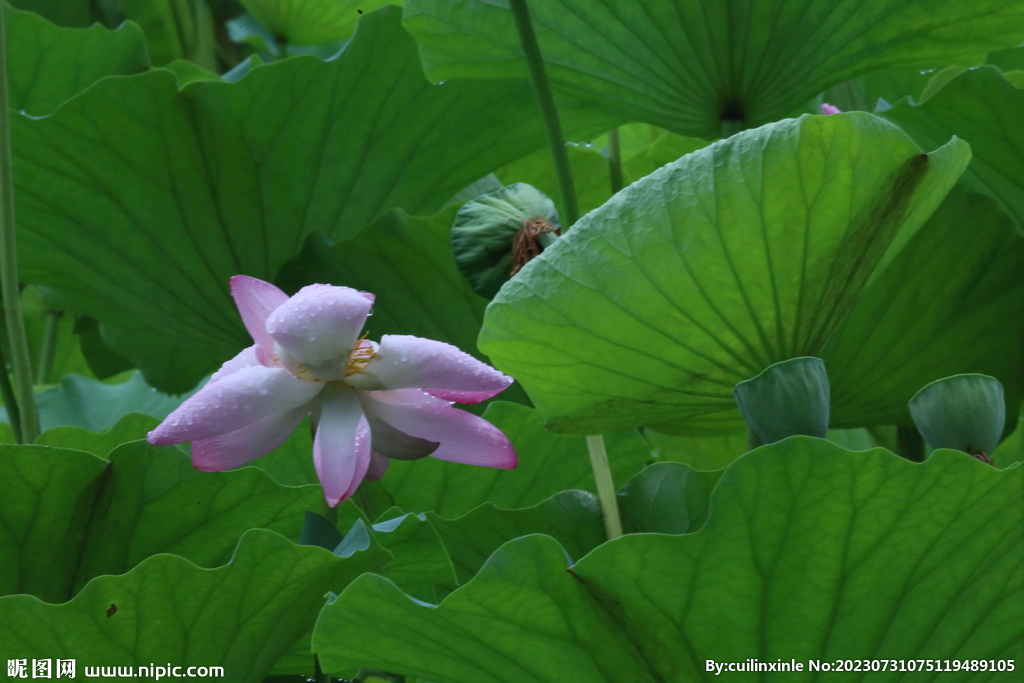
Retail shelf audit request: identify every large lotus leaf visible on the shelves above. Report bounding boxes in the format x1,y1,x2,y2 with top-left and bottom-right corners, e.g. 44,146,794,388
0,445,107,603
0,436,322,601
314,438,1024,681
366,512,458,600
427,490,604,584
355,401,652,519
616,461,721,535
239,0,392,45
402,0,1024,139
4,3,149,116
9,0,95,27
113,0,216,68
0,371,192,433
34,412,158,456
0,529,389,680
824,187,1024,428
480,113,969,434
11,6,617,383
881,66,1024,232
73,441,322,593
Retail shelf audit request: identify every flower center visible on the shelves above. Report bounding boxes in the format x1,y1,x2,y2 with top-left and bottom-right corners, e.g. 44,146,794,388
345,337,376,377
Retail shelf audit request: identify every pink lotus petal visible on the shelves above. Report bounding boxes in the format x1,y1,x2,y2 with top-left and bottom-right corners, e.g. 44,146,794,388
821,103,842,115
360,389,517,469
314,384,371,506
346,335,512,403
209,345,260,385
191,403,311,471
364,451,390,481
147,365,323,445
230,276,289,356
266,284,374,381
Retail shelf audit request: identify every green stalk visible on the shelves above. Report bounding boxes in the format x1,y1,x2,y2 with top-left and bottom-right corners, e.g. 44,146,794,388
746,424,764,451
0,327,21,443
607,127,624,194
36,310,61,385
721,119,743,139
508,0,579,226
896,426,925,463
0,7,39,443
508,0,621,540
586,435,623,540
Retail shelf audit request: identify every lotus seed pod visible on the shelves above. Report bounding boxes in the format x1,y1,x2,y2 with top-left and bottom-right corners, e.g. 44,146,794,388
451,182,561,299
733,357,830,445
908,374,1005,463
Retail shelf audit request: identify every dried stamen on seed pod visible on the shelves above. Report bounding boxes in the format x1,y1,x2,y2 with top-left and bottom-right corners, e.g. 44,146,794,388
511,215,561,276
966,446,996,466
345,333,376,376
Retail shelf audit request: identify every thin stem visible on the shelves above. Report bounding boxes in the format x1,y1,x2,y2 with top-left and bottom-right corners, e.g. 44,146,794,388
0,7,39,443
721,119,743,139
275,37,288,61
36,310,61,385
0,328,21,443
508,0,579,226
607,127,623,194
585,435,623,540
746,424,764,451
314,655,330,683
897,426,925,463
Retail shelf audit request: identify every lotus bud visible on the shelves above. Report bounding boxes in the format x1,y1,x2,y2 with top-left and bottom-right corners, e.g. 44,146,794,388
451,182,561,299
733,357,830,447
821,103,842,115
908,374,1005,465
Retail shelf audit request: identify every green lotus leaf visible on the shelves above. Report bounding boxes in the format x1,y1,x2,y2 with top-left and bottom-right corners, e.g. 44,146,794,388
0,529,388,680
0,445,107,602
0,437,322,601
367,511,459,600
881,65,1024,232
314,438,1024,681
426,490,604,584
402,0,1024,138
824,187,1024,428
354,401,652,519
11,6,616,390
480,113,969,434
616,461,721,535
9,0,97,27
34,412,158,456
0,371,191,433
4,2,149,116
239,0,392,45
113,0,216,68
451,183,560,299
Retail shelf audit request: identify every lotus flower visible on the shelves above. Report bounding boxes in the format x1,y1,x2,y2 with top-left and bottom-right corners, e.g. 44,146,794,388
821,102,842,115
147,276,517,505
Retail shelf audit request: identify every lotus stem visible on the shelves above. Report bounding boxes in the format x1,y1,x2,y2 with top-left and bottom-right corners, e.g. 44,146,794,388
36,310,61,385
897,425,925,462
0,325,21,442
508,0,579,226
586,435,623,540
608,127,624,194
721,119,743,138
0,7,39,443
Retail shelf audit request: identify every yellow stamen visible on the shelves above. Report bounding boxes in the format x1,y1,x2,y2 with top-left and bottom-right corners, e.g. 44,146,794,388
345,336,376,377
